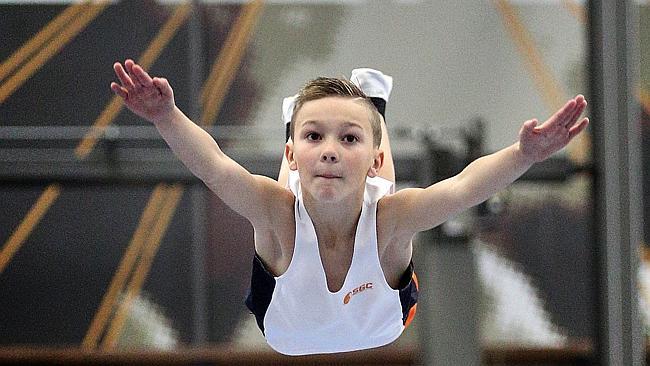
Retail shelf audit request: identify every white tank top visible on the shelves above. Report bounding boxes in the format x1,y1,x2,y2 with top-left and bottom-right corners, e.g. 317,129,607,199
262,172,405,355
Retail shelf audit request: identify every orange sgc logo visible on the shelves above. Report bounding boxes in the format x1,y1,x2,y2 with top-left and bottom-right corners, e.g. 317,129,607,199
343,282,373,304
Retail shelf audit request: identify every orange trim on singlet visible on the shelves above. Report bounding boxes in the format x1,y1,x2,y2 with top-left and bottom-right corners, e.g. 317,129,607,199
404,303,417,329
404,272,419,329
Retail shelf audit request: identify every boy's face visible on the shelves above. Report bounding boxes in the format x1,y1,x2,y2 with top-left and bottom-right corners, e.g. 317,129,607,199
286,96,383,203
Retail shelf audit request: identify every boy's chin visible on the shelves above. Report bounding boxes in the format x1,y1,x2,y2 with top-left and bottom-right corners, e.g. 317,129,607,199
313,190,344,203
309,185,354,204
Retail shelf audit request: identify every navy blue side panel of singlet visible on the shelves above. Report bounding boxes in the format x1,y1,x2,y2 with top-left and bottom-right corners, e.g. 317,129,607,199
245,253,276,334
398,262,419,325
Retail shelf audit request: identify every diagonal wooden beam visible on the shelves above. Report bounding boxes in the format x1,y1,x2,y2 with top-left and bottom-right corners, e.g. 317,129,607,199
82,184,168,349
200,0,264,126
100,184,184,349
0,2,108,104
0,184,61,275
0,3,86,83
75,3,192,159
494,0,590,164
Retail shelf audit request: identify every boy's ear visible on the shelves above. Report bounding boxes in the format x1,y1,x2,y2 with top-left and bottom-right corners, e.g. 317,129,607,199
285,141,298,171
367,149,384,178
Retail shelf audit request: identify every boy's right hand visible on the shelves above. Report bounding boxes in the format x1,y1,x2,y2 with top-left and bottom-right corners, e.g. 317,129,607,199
111,59,175,124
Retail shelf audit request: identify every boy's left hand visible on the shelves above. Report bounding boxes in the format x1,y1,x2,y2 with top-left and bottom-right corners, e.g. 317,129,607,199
518,95,589,163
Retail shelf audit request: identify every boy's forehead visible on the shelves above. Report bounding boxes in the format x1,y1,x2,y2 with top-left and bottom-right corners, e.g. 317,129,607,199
295,97,372,127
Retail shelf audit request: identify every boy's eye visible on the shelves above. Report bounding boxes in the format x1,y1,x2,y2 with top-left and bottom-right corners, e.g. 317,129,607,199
342,135,358,143
306,132,321,141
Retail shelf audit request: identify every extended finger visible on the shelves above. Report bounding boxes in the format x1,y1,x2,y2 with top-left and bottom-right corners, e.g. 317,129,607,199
568,117,589,139
554,98,578,128
124,59,135,73
123,59,142,86
113,62,135,89
132,63,154,88
110,82,128,99
564,95,587,128
542,98,575,130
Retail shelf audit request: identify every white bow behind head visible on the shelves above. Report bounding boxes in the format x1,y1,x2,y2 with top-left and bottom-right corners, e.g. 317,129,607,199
350,68,393,101
282,94,298,124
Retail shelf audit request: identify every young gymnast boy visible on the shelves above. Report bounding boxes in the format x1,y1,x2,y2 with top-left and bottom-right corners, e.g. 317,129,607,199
110,59,588,355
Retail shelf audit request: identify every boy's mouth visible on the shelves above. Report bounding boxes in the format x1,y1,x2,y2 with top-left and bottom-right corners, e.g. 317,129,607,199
316,174,341,179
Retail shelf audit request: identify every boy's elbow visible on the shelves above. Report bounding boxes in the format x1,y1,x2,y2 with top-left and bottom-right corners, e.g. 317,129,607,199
192,154,230,189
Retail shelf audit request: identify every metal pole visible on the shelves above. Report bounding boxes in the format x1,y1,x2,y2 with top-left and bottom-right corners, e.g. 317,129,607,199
187,1,208,345
588,0,643,364
417,135,481,366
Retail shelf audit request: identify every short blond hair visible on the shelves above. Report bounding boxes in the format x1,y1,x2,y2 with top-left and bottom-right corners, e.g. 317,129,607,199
290,77,382,147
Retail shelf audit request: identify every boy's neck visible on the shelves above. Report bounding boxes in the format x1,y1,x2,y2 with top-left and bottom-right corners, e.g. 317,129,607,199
301,189,364,245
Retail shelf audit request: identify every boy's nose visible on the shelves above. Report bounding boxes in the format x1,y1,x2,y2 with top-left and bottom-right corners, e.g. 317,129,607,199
320,148,338,163
321,153,338,162
320,139,339,162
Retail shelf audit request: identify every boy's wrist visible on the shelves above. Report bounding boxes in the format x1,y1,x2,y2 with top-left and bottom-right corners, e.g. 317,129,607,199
151,105,180,126
513,141,537,167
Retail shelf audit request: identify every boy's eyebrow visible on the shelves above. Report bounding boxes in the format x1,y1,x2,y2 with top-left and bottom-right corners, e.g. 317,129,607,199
341,121,364,130
300,120,364,130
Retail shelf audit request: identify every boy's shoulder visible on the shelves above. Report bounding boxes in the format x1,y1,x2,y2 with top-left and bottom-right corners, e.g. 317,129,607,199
376,187,426,238
254,174,295,223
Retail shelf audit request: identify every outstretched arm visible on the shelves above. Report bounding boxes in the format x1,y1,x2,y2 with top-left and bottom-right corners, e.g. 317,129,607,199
388,95,589,234
111,59,285,224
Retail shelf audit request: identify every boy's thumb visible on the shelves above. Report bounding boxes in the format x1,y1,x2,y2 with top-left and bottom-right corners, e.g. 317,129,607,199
519,119,538,139
523,119,538,133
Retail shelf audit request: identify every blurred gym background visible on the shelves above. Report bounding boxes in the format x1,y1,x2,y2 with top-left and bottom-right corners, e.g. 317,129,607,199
0,0,647,365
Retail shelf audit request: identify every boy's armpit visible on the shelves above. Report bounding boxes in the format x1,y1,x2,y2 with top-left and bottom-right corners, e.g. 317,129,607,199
250,179,296,275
